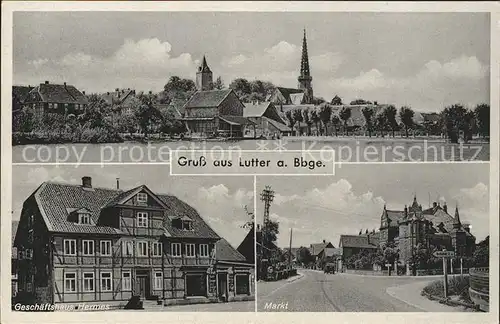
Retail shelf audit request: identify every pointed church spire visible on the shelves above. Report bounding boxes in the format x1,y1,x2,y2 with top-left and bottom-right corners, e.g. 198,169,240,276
200,55,211,73
300,29,310,77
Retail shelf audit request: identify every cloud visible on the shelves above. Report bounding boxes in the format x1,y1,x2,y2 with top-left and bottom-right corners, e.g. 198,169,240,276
192,184,253,247
450,182,489,240
325,56,488,110
264,179,386,247
21,38,198,92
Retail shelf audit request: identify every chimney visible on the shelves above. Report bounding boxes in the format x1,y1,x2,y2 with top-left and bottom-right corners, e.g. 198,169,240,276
433,202,437,208
45,81,49,84
443,202,448,213
374,101,378,105
149,91,152,95
116,178,120,190
82,91,86,95
64,82,67,86
82,176,92,188
323,239,326,243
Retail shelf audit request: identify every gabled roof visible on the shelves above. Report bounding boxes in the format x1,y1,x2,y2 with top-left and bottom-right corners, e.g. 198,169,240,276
243,102,272,117
289,93,305,105
219,115,255,126
183,89,233,109
282,247,300,257
265,117,292,132
99,89,140,108
103,185,167,209
331,104,387,127
309,242,334,256
237,228,255,263
216,238,247,262
339,235,378,249
324,247,342,257
27,82,89,104
385,209,405,227
23,182,220,239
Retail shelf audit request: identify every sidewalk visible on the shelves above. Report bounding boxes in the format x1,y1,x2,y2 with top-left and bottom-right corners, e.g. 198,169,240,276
386,280,466,312
286,271,305,283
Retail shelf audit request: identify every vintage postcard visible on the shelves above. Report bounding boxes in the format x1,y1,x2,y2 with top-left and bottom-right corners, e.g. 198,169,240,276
1,2,498,324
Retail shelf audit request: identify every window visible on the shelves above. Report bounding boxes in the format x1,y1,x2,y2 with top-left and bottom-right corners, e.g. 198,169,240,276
79,213,91,224
83,272,95,292
122,271,131,291
54,103,58,109
152,242,162,257
200,244,209,258
100,272,112,292
48,103,53,109
185,243,195,257
154,272,163,290
64,272,76,292
82,240,95,256
64,103,68,110
235,274,250,295
122,241,133,257
136,212,148,228
64,239,76,256
137,193,148,204
137,241,148,257
100,240,112,256
183,220,192,231
171,243,181,257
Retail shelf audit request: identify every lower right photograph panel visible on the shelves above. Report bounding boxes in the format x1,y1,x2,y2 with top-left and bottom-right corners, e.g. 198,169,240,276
256,163,490,312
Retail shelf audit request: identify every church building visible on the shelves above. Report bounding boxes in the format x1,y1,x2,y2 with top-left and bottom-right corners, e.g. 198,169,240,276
267,29,314,106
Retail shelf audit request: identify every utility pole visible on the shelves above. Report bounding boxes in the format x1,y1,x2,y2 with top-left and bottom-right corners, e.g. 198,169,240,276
260,186,275,277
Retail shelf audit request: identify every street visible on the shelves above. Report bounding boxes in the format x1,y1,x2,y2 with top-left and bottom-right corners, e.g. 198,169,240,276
258,269,456,312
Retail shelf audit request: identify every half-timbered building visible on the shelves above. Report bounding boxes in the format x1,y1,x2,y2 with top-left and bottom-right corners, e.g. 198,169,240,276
13,177,254,308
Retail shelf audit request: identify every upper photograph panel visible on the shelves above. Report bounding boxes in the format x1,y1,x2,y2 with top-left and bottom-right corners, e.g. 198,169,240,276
12,12,490,163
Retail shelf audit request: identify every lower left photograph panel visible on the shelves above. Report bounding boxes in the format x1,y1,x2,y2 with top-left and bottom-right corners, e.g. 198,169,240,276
11,165,255,312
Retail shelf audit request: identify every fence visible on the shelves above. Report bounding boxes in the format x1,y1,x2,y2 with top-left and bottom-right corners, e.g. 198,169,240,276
266,269,297,281
469,267,489,312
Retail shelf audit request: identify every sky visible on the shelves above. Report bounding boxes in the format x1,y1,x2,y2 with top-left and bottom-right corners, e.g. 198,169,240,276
256,163,490,248
11,165,253,248
13,12,490,112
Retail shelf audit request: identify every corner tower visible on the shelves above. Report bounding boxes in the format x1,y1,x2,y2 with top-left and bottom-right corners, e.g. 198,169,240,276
298,29,313,103
196,55,213,91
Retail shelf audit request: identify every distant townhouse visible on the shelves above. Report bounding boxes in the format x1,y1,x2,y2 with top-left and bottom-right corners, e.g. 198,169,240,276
14,177,254,307
309,240,334,266
23,81,89,119
98,88,141,116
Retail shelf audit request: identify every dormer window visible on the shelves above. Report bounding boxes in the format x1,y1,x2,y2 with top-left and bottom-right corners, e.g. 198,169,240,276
79,213,91,225
137,193,148,204
171,216,193,231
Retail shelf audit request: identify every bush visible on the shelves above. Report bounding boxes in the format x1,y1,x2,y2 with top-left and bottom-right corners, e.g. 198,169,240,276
422,276,471,303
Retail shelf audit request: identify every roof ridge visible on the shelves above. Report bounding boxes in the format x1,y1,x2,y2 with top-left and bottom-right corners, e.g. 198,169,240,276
44,181,123,192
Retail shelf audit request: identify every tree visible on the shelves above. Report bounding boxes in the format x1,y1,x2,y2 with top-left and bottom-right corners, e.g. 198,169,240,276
382,242,399,275
384,105,398,137
362,107,375,137
462,110,476,143
473,236,489,267
12,107,35,133
331,95,343,105
399,106,415,138
331,114,340,137
296,246,314,266
162,76,197,104
350,99,372,105
474,103,489,139
134,96,162,138
213,76,225,90
293,109,304,136
441,104,469,143
285,110,296,135
310,108,321,136
375,112,387,137
339,106,352,136
302,108,312,135
318,103,332,136
229,78,252,99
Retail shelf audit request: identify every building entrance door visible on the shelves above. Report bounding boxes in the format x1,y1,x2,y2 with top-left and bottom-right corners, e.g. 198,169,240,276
135,271,149,299
217,273,228,302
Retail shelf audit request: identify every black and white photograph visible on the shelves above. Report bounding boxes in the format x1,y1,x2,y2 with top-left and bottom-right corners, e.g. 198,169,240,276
11,166,255,312
256,163,490,312
11,11,490,163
